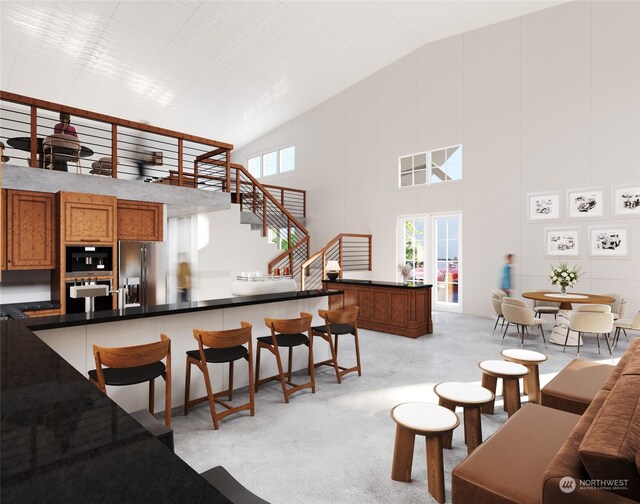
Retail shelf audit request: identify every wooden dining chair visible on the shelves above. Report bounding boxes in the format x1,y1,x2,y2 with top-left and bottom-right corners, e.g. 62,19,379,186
89,334,172,427
255,312,315,403
311,306,361,383
184,322,255,430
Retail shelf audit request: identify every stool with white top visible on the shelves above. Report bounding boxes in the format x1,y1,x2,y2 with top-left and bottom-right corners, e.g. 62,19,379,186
390,402,459,503
478,360,529,417
500,349,547,404
433,382,495,455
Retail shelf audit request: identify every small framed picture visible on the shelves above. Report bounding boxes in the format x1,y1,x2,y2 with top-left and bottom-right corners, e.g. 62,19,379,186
545,227,580,257
527,191,561,221
612,185,640,217
567,188,604,218
589,226,628,257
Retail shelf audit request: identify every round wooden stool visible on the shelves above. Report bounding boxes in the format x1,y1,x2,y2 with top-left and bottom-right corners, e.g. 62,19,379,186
500,349,547,404
478,360,529,417
390,402,459,504
433,382,495,455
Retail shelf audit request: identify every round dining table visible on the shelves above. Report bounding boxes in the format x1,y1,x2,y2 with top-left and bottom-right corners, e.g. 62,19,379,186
522,291,615,346
521,291,614,311
6,136,94,167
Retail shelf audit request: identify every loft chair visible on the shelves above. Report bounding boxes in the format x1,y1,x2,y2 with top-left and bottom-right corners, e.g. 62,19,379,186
311,306,362,383
184,322,255,430
43,133,82,173
256,312,315,402
89,334,172,427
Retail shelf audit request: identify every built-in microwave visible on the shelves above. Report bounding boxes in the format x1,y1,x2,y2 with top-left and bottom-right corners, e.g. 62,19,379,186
66,246,113,276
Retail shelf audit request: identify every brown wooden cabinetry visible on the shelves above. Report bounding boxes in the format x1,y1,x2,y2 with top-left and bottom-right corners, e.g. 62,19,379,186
23,308,61,318
324,279,433,338
117,200,163,241
6,190,55,270
59,191,116,244
57,191,118,314
1,189,5,271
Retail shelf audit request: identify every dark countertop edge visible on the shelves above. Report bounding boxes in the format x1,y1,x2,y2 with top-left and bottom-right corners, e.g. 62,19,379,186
0,301,61,319
323,279,433,289
18,289,341,331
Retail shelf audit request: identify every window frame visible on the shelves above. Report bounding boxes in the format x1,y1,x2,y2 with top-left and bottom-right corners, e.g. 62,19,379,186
432,212,462,312
246,144,296,178
398,144,462,189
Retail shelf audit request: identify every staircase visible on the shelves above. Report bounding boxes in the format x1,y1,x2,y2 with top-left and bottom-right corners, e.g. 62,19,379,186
194,150,372,289
301,234,372,290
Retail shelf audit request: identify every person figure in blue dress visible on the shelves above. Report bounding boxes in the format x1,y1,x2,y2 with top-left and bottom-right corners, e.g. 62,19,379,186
501,253,515,296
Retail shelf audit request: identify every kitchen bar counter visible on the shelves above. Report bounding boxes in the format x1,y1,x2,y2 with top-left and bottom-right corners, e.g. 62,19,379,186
1,289,338,503
324,279,433,338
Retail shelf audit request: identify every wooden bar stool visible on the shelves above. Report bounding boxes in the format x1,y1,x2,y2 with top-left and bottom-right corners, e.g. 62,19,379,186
433,382,495,455
311,306,361,383
255,312,315,403
390,402,459,504
184,322,255,430
500,349,547,404
89,334,172,427
478,360,529,418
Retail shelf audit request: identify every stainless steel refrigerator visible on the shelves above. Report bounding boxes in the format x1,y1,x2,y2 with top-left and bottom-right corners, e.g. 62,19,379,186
118,241,166,307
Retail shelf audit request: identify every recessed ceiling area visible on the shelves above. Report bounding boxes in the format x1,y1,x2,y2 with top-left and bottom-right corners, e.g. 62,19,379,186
0,1,568,149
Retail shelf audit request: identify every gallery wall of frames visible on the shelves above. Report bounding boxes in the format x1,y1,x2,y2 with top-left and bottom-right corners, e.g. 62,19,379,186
527,184,639,259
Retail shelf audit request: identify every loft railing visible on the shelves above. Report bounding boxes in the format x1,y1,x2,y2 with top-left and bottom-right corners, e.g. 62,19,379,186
194,153,310,284
0,91,231,180
301,234,372,290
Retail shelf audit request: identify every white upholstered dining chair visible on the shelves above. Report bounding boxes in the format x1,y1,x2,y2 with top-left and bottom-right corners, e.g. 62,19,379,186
563,304,613,357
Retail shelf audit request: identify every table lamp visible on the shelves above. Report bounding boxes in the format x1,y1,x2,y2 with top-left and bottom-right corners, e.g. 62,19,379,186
326,260,341,281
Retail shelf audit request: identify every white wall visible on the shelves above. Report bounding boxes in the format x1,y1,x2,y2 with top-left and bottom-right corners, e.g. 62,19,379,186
232,1,640,317
192,205,278,300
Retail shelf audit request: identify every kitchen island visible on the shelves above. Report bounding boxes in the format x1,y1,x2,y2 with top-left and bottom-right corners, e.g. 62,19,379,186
323,279,433,338
1,289,338,504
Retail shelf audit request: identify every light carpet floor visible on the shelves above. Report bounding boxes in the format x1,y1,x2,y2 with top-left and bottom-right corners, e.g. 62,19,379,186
170,311,623,504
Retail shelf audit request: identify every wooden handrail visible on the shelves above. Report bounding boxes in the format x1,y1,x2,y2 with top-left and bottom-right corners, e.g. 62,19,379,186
228,163,308,234
1,91,233,149
300,233,372,290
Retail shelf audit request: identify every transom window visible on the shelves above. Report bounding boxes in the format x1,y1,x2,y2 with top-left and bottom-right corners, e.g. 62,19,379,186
399,145,462,188
248,145,295,178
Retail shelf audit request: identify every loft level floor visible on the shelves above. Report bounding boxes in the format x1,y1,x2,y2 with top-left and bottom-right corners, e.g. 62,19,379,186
1,165,229,216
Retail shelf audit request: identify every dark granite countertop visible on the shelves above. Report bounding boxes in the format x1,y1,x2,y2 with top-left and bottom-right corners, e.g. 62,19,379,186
323,278,433,289
1,289,338,503
0,300,60,319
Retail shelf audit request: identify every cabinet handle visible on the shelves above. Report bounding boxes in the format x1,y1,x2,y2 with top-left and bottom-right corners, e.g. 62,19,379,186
7,258,11,263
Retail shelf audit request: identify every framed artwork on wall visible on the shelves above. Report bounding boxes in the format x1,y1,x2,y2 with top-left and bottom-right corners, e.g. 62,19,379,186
567,188,604,219
527,191,561,221
612,185,640,217
589,226,628,257
545,227,580,257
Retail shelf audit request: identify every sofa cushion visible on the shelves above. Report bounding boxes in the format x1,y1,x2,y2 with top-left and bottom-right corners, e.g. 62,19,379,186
452,403,580,504
541,359,615,414
542,390,613,503
579,374,640,500
620,338,640,376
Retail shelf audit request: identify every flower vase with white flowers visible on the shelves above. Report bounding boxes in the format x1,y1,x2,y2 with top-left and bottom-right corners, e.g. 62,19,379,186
549,262,582,294
397,264,412,284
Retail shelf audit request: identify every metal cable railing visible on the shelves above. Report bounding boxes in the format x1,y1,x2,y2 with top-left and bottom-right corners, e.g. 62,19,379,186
301,234,372,290
0,91,231,180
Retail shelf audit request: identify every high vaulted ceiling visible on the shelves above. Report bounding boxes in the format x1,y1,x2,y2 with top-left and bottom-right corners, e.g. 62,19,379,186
1,1,567,149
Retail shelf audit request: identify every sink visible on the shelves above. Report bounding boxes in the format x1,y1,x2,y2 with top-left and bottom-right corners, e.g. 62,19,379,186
69,285,109,298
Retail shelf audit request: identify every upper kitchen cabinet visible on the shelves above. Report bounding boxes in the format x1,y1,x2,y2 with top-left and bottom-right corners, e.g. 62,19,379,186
1,189,5,271
117,200,163,241
59,192,116,244
6,190,56,269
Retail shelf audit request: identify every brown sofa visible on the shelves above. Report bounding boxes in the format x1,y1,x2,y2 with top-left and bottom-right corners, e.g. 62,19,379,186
452,338,640,503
